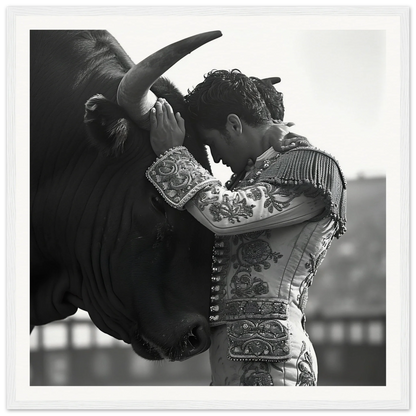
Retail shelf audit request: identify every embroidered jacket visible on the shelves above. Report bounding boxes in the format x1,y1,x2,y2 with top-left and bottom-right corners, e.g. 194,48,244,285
146,145,346,385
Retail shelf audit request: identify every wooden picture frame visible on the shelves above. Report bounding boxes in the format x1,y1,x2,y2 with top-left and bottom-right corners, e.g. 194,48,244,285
5,4,409,410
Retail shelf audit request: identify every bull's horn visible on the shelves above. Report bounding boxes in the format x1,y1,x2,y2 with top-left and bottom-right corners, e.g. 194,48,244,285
262,77,281,85
117,30,222,129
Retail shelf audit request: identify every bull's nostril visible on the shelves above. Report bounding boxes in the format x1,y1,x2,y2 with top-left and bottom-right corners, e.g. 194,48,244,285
185,325,210,356
168,323,211,361
188,332,199,350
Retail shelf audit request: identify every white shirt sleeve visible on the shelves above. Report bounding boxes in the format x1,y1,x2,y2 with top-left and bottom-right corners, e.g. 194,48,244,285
146,146,326,235
185,182,326,235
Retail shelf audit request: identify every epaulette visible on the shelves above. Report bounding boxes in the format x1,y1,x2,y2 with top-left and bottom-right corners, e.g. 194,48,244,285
259,147,347,238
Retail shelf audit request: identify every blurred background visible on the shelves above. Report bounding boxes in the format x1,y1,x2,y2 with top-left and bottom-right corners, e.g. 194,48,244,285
29,12,389,386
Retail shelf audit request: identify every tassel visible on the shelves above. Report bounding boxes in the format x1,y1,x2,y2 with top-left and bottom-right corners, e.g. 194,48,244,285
259,148,347,238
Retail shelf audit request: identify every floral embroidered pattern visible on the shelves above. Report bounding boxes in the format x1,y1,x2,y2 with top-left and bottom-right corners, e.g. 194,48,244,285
246,187,263,201
204,151,342,370
233,239,283,272
227,232,283,299
194,186,221,211
298,243,332,313
195,185,258,224
209,194,255,224
246,182,298,213
298,288,309,316
262,183,293,213
298,255,316,314
230,272,269,298
226,231,282,298
240,362,274,386
296,341,317,386
227,319,291,361
146,146,219,209
305,251,326,277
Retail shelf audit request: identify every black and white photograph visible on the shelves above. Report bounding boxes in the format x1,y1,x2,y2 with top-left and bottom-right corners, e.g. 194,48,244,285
5,3,410,411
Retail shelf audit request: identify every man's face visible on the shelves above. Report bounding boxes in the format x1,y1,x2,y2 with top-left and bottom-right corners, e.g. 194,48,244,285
198,127,250,174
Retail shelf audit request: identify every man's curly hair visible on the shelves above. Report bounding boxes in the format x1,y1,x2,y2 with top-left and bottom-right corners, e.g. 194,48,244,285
185,69,284,132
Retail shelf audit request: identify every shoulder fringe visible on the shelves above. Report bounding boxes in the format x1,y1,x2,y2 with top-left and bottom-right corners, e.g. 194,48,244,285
259,147,347,238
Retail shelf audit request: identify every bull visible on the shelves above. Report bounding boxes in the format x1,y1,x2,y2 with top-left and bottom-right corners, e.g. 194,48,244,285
30,30,221,361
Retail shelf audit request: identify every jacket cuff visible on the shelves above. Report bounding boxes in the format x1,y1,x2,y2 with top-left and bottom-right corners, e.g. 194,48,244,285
146,146,220,209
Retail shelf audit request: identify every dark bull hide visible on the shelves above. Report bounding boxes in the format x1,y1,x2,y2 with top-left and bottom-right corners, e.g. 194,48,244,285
30,30,221,361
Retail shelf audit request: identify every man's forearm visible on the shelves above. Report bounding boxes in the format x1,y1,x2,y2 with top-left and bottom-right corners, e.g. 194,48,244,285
146,146,325,235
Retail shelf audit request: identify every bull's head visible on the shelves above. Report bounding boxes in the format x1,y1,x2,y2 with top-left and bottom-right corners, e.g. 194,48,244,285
30,30,221,362
82,32,222,361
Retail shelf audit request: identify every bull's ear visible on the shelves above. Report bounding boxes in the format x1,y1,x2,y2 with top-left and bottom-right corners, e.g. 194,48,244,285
84,94,133,156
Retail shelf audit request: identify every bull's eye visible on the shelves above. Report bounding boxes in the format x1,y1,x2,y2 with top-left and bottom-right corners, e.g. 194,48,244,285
151,195,166,215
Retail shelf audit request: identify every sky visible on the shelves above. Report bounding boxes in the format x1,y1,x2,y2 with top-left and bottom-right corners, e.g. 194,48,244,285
100,13,395,183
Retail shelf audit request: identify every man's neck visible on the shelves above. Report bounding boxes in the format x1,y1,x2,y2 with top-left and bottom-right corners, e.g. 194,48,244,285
258,122,275,154
243,121,274,160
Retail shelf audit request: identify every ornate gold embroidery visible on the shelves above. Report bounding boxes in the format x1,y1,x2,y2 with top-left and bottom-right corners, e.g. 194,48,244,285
146,146,219,209
225,299,288,321
226,232,283,300
296,341,317,386
230,272,269,298
240,362,274,386
227,318,291,361
195,187,256,224
233,238,283,272
298,242,332,313
209,194,255,224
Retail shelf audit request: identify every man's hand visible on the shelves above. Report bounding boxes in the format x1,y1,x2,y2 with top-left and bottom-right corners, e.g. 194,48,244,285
264,121,312,153
150,98,186,156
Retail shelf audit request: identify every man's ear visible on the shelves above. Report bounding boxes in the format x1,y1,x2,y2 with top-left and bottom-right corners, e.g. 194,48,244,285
226,114,243,135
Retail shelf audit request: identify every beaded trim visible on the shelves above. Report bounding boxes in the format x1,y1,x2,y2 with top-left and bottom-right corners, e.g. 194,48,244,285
225,299,288,321
146,146,220,209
